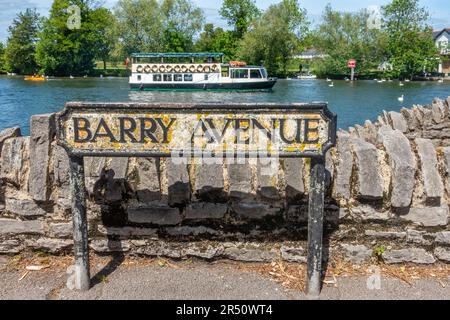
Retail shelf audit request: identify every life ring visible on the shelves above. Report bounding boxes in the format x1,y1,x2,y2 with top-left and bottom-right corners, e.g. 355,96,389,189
181,65,189,73
166,65,173,72
203,65,211,73
174,65,181,73
159,65,166,73
143,65,152,73
197,65,203,73
151,65,159,73
211,64,218,72
189,65,196,73
136,65,143,73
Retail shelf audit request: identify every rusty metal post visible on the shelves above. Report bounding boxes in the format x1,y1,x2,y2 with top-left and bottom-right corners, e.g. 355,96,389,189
69,156,90,291
306,157,325,299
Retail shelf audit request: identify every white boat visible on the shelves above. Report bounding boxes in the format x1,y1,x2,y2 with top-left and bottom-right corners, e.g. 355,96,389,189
129,53,277,91
297,74,317,80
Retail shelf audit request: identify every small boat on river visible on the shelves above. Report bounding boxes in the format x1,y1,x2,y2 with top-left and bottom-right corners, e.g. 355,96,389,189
129,53,277,91
24,75,46,81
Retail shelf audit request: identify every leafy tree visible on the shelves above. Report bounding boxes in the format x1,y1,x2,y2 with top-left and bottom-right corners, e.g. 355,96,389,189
0,43,6,73
311,4,387,78
91,8,117,69
382,0,438,79
36,0,114,76
236,0,308,76
161,0,204,52
220,0,260,40
195,23,235,59
4,9,41,75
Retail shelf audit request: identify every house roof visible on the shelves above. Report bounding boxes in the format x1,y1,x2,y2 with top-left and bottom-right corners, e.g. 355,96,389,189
433,28,450,40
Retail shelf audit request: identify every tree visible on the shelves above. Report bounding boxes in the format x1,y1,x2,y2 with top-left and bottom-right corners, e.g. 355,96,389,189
311,4,387,78
91,8,117,70
382,0,438,79
236,0,308,76
195,23,235,59
220,0,260,40
36,0,114,76
161,0,204,52
0,43,6,73
4,9,41,75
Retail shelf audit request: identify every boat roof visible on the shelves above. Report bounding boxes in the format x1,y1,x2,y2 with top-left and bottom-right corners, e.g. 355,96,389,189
132,53,224,58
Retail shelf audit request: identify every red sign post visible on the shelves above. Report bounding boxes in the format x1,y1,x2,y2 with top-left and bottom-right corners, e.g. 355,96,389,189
348,59,356,81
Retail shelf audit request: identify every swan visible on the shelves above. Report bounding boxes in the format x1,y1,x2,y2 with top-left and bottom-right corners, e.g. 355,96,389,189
70,75,74,79
398,94,404,102
329,82,334,87
326,78,332,82
399,82,404,87
438,78,444,83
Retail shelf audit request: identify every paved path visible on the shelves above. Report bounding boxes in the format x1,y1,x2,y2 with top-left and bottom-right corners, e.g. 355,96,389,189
0,256,449,300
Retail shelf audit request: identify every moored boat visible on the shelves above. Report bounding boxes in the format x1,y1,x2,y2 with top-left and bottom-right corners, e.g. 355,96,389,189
24,75,46,81
129,53,277,91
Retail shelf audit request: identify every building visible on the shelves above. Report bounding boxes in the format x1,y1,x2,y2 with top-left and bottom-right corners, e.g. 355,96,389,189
292,48,328,60
433,28,450,75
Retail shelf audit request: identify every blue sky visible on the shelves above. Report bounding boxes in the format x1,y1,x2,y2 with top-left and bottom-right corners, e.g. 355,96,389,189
0,0,448,42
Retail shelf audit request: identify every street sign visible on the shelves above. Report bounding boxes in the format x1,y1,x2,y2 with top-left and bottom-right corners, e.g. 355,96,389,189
348,59,357,68
57,102,337,298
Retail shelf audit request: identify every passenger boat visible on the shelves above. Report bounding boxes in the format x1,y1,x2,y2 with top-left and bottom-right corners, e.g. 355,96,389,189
129,53,277,91
24,75,46,81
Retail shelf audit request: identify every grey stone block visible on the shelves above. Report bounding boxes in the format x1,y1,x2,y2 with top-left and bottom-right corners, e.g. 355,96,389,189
333,132,353,200
53,145,70,187
415,138,444,202
401,205,449,227
109,157,129,179
0,240,22,254
185,202,228,220
166,160,190,206
98,225,158,238
257,159,280,200
183,243,222,260
434,231,450,245
5,198,46,217
441,147,450,195
128,204,182,225
166,226,219,237
280,246,306,263
383,248,436,264
0,218,44,235
231,201,281,219
351,138,383,200
389,111,408,133
0,137,30,189
27,238,72,254
228,163,252,198
194,164,224,192
284,158,304,200
434,247,450,262
28,114,55,202
49,222,73,238
406,229,432,245
350,205,391,221
378,126,416,208
364,230,406,239
0,127,21,156
84,157,106,178
223,244,278,262
133,158,160,203
341,244,372,264
90,240,131,253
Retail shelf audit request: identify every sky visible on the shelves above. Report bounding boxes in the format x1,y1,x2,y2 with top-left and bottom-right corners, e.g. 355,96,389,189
0,0,448,42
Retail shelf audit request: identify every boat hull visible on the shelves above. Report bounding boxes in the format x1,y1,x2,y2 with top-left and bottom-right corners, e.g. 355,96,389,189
130,80,277,91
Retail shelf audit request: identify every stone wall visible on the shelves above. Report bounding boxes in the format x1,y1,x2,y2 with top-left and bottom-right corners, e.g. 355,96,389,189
1,98,450,265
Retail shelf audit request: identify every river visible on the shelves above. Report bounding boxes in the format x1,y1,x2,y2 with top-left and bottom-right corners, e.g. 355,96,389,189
0,75,449,134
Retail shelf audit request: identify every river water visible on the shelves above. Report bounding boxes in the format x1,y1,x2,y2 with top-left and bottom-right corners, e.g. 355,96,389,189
0,75,449,134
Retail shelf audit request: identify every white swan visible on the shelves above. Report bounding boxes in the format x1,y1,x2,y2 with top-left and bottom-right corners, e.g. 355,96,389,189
326,78,332,82
399,82,404,87
398,94,404,102
329,82,334,87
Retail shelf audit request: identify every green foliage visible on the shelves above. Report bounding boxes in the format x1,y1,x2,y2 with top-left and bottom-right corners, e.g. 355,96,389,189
195,23,235,60
373,246,385,259
4,9,41,75
382,0,438,79
0,42,6,73
236,0,308,77
220,0,260,40
311,4,387,78
36,0,115,76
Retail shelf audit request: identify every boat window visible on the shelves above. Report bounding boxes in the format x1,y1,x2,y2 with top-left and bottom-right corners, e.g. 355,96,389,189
184,74,193,81
231,69,249,79
204,74,209,81
221,66,229,78
174,74,183,82
250,69,262,79
163,74,172,82
153,74,162,82
260,68,268,78
137,75,142,81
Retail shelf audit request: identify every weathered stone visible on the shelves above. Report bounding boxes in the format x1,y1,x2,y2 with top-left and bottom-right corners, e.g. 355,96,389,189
284,158,304,200
431,99,445,123
406,229,432,245
49,222,73,238
0,240,22,254
415,138,444,202
441,147,450,195
223,244,278,262
341,244,372,264
350,206,390,221
0,137,30,189
166,226,219,237
0,218,44,235
90,240,131,253
128,204,182,225
166,160,190,206
194,164,224,193
53,145,70,187
383,248,436,264
27,238,72,254
389,112,408,133
0,127,21,156
401,108,419,131
257,159,280,200
28,114,55,202
333,132,353,201
434,247,450,262
185,202,228,220
183,244,222,260
401,205,449,227
231,201,281,219
378,126,416,208
98,225,158,238
132,158,160,203
5,198,46,217
280,246,306,263
365,230,406,239
133,241,183,259
361,120,378,144
434,231,450,245
84,157,106,178
228,163,252,198
351,138,383,200
109,157,129,179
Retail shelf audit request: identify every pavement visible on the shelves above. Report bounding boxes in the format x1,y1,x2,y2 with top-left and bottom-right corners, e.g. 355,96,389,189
0,256,449,300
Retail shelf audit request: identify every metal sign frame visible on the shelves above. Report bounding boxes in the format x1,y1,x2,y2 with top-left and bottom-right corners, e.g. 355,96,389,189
56,102,337,298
